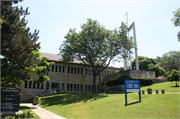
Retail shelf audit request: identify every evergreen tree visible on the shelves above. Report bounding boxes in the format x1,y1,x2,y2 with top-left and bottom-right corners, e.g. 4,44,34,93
1,1,54,86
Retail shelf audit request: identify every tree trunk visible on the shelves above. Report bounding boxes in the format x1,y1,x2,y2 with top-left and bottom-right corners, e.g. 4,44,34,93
176,81,178,87
93,75,96,93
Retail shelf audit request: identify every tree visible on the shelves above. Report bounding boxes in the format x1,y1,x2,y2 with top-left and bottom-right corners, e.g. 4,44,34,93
171,8,180,42
1,1,54,86
148,63,165,77
132,56,156,71
158,51,180,73
168,69,179,87
171,8,180,27
59,19,135,93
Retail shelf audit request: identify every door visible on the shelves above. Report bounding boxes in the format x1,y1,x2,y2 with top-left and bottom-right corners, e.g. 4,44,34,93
51,83,60,94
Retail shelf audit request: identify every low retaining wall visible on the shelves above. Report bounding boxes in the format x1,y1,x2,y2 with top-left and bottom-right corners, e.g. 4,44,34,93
153,79,168,83
103,69,155,83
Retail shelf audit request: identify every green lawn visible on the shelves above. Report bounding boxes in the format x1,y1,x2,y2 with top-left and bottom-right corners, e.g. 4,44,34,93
140,81,180,93
20,106,41,119
38,81,180,119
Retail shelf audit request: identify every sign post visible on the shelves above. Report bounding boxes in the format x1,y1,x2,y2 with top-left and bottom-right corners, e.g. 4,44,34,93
1,87,21,115
124,80,141,105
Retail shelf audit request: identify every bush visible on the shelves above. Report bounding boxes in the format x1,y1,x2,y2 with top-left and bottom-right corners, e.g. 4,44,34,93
16,111,35,118
105,75,154,86
27,111,35,118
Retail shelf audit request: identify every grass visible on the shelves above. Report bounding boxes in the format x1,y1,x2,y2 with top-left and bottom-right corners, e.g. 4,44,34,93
19,106,41,119
38,81,180,119
140,81,180,93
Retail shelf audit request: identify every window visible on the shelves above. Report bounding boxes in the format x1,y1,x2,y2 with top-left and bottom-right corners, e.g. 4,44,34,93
55,65,58,72
74,84,76,91
80,84,83,91
24,81,28,88
86,68,88,75
112,71,114,74
81,68,83,75
91,70,93,75
71,67,73,74
85,84,87,91
77,84,79,91
33,81,36,89
71,84,73,91
89,69,90,75
52,65,54,72
46,82,49,90
88,85,90,91
110,71,111,74
67,83,69,90
104,70,106,75
37,83,40,89
59,65,61,73
62,66,65,73
107,71,109,75
29,81,32,89
78,68,80,74
62,83,64,90
74,67,76,74
102,70,104,76
41,83,43,89
68,67,70,73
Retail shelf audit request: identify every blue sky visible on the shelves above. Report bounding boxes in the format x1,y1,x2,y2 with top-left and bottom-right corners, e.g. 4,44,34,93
16,0,179,67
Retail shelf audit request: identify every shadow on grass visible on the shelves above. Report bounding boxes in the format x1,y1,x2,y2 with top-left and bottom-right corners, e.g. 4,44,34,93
39,93,108,107
171,86,180,87
124,101,141,106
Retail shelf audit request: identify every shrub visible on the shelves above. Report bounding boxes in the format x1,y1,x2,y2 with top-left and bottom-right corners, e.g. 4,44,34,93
27,111,35,118
16,111,35,118
105,75,154,86
5,116,15,119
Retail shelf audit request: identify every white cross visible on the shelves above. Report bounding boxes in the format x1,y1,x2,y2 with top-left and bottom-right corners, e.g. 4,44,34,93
124,11,129,27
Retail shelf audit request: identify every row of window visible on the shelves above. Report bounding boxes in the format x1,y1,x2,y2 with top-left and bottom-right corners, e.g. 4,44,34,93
67,83,83,91
24,81,99,92
24,81,43,89
68,67,83,74
102,70,114,76
49,64,114,76
48,64,65,73
67,83,99,92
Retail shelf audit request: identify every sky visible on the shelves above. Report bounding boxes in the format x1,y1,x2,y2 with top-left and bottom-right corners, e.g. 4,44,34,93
16,0,179,68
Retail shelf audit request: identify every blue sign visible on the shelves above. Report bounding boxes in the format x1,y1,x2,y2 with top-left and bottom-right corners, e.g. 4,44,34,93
124,80,141,105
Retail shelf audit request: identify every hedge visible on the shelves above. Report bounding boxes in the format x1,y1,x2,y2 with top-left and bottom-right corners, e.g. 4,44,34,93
105,75,154,86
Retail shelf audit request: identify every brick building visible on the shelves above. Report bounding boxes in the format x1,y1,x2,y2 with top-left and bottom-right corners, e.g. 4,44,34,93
18,52,119,102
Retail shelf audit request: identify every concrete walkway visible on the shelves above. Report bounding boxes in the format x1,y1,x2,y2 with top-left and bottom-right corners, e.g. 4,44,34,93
20,103,67,119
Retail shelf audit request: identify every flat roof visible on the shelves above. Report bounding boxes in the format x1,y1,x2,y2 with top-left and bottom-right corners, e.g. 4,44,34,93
40,52,120,69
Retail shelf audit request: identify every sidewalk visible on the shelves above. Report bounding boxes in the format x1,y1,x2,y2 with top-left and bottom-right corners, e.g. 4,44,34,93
20,103,67,119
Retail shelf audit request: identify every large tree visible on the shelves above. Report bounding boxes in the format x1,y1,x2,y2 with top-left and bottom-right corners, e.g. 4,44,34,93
158,51,180,74
171,8,180,42
132,56,165,77
59,19,135,93
132,56,156,71
148,63,165,77
1,1,53,86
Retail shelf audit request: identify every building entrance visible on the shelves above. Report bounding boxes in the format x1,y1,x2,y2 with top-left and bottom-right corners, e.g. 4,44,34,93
51,83,60,94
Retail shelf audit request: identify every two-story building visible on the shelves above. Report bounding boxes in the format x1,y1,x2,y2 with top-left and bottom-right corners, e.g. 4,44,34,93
18,52,119,102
